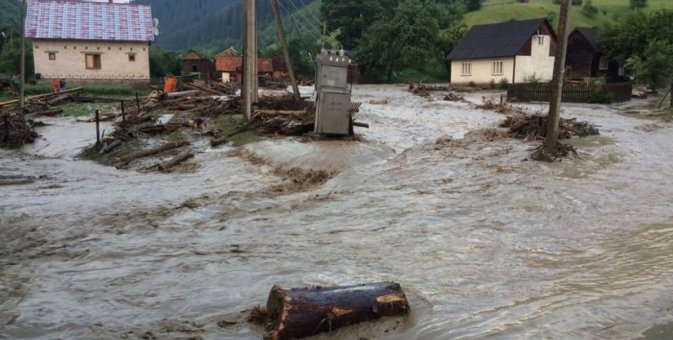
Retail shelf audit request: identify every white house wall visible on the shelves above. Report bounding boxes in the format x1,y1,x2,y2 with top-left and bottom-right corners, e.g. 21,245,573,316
450,58,515,86
33,40,150,82
514,34,555,83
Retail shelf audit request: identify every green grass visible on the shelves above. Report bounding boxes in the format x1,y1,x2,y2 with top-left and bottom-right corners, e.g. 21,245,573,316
60,102,121,117
213,114,260,146
464,0,673,29
23,84,149,98
0,92,11,102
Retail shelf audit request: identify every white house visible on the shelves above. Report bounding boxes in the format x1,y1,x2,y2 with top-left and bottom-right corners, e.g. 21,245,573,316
447,18,557,86
25,0,154,84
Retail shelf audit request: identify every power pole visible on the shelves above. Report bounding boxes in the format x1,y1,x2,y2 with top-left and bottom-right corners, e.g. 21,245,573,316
542,0,572,156
242,0,257,120
20,0,26,113
270,0,300,99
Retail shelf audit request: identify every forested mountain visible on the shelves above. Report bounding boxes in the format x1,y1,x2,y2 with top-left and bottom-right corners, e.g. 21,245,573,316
0,0,20,36
134,0,314,53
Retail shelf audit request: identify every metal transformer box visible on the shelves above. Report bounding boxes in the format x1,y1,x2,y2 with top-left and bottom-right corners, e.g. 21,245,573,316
314,88,351,135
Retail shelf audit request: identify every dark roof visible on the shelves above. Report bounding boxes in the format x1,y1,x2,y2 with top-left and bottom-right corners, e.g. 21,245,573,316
447,18,554,60
573,27,600,51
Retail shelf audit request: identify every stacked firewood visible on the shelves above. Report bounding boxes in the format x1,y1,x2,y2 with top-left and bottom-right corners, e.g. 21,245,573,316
184,80,237,96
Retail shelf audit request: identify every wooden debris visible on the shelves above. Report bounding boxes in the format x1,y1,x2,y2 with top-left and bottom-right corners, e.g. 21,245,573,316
99,139,123,154
157,150,194,171
33,108,63,116
210,137,229,147
0,175,34,186
369,99,388,105
118,140,189,165
500,113,599,141
1,114,38,147
444,92,464,102
264,282,410,340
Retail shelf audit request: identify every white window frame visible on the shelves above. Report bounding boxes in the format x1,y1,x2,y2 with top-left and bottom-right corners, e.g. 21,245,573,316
599,56,609,71
492,61,504,76
461,62,471,76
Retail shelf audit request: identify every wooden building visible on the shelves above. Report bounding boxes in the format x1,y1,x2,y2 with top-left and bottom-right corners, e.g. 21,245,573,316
566,27,623,81
182,50,215,80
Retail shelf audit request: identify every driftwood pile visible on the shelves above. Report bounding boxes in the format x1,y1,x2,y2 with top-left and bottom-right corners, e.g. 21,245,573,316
408,83,451,97
184,79,237,96
0,114,38,147
0,88,82,115
444,92,465,102
476,96,526,114
500,113,599,142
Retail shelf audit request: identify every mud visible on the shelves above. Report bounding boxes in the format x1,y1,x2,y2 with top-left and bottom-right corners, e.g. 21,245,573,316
1,85,673,339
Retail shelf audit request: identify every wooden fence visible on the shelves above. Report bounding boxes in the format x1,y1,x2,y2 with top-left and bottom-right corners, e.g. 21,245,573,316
507,82,632,103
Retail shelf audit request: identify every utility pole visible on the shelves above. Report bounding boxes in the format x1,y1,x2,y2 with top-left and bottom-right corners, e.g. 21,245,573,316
242,0,257,120
541,0,571,157
20,0,26,113
270,0,300,99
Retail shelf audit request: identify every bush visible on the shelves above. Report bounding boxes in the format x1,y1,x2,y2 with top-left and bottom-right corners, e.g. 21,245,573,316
498,78,509,90
489,79,496,89
468,81,476,87
582,0,599,18
586,91,614,103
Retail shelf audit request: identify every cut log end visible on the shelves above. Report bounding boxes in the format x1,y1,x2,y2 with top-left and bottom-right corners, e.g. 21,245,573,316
264,282,410,340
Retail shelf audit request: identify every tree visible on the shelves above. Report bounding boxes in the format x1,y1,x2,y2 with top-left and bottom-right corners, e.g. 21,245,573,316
625,40,673,90
358,0,440,82
601,10,673,89
438,24,467,77
581,0,598,18
0,38,33,76
319,0,396,49
465,0,484,11
148,47,182,78
630,0,647,9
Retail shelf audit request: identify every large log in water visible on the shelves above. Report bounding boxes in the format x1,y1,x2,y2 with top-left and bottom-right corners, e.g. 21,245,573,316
264,282,410,340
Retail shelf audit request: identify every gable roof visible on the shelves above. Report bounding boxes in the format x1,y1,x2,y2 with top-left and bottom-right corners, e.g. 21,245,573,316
572,27,600,52
25,0,154,42
216,47,241,58
215,56,242,72
184,50,208,60
447,18,555,60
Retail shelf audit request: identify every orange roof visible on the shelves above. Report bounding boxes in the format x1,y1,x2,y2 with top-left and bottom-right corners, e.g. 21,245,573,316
215,57,242,72
258,59,273,73
215,56,275,73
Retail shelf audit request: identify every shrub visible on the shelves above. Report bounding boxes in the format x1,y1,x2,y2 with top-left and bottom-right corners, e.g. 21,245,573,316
582,0,599,18
498,78,509,90
489,79,496,89
586,91,614,103
468,81,476,87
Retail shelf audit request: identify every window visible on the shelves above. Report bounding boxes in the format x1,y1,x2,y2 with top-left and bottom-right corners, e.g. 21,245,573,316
48,52,56,60
461,62,471,76
492,61,504,75
128,54,136,62
537,35,544,45
85,54,101,69
599,56,609,71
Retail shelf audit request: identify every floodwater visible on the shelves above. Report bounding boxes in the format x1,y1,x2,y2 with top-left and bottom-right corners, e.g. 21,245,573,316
1,85,672,339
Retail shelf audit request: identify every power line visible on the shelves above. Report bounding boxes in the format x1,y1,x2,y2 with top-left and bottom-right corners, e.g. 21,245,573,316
277,0,321,42
284,0,321,26
281,0,321,33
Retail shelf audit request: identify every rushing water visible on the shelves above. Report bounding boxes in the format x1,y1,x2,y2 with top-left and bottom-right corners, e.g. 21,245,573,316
1,85,672,339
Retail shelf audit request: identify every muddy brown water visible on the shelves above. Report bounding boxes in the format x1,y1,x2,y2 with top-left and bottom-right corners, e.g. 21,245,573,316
1,85,672,339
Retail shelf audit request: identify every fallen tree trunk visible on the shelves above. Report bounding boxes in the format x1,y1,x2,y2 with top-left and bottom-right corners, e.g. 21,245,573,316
158,150,193,171
264,282,410,340
33,108,63,116
99,139,123,154
166,90,200,98
119,140,188,165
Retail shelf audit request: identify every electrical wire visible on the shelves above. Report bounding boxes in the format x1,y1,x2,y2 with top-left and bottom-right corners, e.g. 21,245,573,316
284,0,322,27
281,0,322,35
277,0,321,42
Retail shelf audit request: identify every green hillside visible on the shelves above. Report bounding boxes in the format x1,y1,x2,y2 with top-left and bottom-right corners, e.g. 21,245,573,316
464,0,673,29
0,0,20,33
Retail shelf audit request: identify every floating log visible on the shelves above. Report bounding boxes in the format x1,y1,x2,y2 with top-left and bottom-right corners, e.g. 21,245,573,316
210,137,229,147
99,139,123,154
33,108,63,116
118,140,188,165
158,150,193,171
166,90,200,98
185,83,224,96
264,282,410,340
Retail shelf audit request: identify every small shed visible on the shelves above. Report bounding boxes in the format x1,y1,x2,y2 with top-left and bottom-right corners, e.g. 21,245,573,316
566,27,623,81
182,50,215,80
